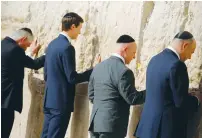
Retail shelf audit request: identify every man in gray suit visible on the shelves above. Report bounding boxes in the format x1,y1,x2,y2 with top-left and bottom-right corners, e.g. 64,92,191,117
88,35,146,138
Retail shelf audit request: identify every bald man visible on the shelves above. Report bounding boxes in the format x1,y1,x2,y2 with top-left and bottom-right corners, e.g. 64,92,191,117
88,35,146,138
135,31,201,138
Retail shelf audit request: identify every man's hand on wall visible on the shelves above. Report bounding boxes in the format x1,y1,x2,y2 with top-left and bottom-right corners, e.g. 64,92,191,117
30,38,41,56
190,90,202,103
96,54,101,63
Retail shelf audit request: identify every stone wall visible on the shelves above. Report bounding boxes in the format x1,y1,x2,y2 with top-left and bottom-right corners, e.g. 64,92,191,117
1,1,202,138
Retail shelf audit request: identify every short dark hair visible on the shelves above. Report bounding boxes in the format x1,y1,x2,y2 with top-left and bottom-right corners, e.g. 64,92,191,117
20,28,33,36
117,35,135,43
62,12,84,31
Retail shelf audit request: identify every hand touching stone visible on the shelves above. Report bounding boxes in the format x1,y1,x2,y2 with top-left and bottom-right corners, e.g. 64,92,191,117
30,38,41,56
190,90,202,103
96,54,101,63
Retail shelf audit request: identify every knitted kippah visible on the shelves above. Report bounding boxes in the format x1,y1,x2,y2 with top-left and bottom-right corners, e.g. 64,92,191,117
174,31,193,40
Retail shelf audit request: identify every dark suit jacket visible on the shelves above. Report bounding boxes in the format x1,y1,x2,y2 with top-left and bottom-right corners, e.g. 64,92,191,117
44,34,92,112
135,49,199,138
88,56,145,136
1,37,45,113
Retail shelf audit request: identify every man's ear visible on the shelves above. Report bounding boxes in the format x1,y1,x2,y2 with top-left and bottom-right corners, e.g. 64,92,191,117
16,36,26,44
122,45,128,52
182,42,189,51
70,24,76,30
19,36,27,43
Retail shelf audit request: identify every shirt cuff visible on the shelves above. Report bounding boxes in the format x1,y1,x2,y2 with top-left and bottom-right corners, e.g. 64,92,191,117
26,51,34,59
195,96,200,106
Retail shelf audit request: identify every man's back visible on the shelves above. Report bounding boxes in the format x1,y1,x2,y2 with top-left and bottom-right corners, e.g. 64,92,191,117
44,34,92,112
44,34,75,111
1,37,25,112
41,12,93,138
89,56,145,136
91,56,130,113
135,48,198,138
145,49,182,113
2,36,45,113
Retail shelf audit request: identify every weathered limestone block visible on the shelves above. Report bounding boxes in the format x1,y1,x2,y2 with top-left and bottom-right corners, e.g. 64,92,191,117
70,82,90,138
127,105,143,138
26,72,45,138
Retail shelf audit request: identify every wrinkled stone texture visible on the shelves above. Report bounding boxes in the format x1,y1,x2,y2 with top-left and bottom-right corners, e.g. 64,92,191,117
1,1,202,138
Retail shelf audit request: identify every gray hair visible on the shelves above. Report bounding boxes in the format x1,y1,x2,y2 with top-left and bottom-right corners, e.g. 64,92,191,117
173,37,194,45
9,28,33,42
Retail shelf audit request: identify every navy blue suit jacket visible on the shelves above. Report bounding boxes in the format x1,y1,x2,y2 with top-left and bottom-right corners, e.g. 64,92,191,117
135,49,199,138
1,37,45,113
44,34,92,112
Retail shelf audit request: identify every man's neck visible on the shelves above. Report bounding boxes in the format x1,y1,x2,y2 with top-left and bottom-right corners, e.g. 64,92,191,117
167,46,180,59
60,31,73,44
112,52,125,64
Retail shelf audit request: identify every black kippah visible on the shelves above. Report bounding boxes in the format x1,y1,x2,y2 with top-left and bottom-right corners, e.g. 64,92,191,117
116,35,135,43
174,31,193,40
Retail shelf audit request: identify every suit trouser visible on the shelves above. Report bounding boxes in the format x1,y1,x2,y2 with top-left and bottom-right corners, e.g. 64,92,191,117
90,131,125,138
1,108,15,138
41,107,71,138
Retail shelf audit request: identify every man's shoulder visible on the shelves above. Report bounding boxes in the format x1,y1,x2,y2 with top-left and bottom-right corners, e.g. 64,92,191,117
48,37,72,51
102,57,130,75
9,43,24,56
149,49,180,66
149,52,186,74
51,35,70,44
1,38,15,51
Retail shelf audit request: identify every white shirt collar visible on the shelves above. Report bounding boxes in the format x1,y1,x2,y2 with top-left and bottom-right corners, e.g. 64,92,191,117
167,46,180,59
60,32,72,43
111,53,125,64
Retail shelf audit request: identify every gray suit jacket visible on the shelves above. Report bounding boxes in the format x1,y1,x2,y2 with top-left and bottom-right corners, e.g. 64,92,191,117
88,56,146,136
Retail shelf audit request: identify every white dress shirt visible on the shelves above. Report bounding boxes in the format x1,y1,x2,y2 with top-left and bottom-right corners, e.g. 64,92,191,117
111,53,125,64
60,32,72,43
167,46,180,59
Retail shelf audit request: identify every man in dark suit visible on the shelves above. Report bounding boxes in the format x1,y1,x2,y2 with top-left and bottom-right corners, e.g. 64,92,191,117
41,12,99,138
1,28,45,138
88,35,146,138
135,31,201,138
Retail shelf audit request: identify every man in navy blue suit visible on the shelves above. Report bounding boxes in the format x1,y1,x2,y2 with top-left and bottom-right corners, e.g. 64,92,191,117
135,31,201,138
1,28,45,138
41,12,100,138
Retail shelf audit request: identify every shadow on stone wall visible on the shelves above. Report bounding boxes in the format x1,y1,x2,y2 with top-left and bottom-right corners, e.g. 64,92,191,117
188,78,202,138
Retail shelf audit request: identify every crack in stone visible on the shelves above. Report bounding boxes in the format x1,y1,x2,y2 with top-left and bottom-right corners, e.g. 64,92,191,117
179,1,190,31
136,1,154,69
